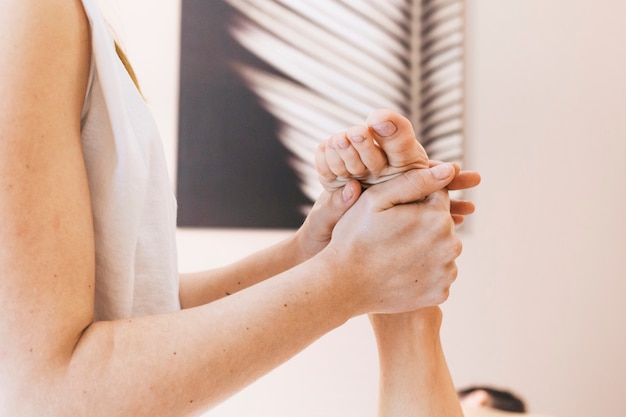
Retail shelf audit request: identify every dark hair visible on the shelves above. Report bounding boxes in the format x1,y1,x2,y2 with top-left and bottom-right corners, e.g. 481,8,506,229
457,385,527,413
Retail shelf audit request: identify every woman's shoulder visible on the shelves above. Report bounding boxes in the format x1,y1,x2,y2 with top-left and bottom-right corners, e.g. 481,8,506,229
0,0,91,63
1,0,90,41
0,0,91,123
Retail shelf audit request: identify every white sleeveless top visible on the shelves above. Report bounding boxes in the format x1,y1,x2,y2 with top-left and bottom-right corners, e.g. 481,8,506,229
80,0,180,321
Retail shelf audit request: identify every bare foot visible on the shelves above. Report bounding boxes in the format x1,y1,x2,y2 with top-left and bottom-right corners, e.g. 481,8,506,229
316,109,429,192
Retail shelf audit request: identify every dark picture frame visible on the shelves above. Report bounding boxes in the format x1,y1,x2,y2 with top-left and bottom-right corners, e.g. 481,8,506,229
176,0,465,229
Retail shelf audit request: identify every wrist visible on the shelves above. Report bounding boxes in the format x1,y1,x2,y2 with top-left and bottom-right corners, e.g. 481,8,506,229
280,233,304,265
307,247,364,321
291,212,336,265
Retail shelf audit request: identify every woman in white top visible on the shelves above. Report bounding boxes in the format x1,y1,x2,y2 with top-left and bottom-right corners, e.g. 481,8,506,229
0,0,479,415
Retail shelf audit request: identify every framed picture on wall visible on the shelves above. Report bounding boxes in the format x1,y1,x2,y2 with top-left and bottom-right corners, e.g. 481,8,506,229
176,0,465,229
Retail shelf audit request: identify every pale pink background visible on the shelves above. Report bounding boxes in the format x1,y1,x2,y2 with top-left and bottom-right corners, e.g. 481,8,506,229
102,1,626,416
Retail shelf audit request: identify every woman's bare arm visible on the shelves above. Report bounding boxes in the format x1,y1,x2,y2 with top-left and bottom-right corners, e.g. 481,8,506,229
178,181,363,308
0,1,464,416
0,0,95,396
180,148,481,310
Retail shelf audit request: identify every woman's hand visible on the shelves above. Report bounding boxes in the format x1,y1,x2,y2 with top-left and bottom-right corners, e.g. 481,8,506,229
320,164,462,315
294,163,480,263
292,180,362,263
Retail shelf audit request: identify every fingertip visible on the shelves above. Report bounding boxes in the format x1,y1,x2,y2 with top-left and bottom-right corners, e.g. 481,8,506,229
315,147,332,177
452,162,461,177
430,163,455,180
365,108,396,126
342,180,361,203
366,109,402,138
473,171,482,185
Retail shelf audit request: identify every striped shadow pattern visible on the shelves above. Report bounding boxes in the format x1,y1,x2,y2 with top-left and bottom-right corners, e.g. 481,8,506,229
225,0,465,207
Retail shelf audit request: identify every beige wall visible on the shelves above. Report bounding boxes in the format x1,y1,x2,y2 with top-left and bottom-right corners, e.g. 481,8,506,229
110,1,626,416
448,2,626,416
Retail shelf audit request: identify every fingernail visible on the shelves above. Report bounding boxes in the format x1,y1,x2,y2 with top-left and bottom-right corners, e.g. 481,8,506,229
431,163,453,179
371,120,397,137
342,184,354,201
349,134,365,143
335,137,350,149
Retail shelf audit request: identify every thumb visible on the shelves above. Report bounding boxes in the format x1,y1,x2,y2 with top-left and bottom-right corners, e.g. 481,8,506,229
306,179,362,232
367,163,455,209
329,179,362,216
297,180,362,259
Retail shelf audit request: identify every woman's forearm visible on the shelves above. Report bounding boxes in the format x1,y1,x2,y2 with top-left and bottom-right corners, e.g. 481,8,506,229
370,308,463,417
45,253,352,417
179,234,302,308
179,182,362,309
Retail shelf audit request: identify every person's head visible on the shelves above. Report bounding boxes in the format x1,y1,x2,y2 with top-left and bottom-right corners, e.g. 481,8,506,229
457,385,527,413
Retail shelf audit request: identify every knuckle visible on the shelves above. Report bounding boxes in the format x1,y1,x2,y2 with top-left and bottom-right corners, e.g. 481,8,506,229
431,287,450,305
347,124,368,138
360,192,378,211
403,170,428,196
440,287,451,302
351,165,368,177
449,262,459,282
428,211,452,235
318,172,337,183
454,238,463,257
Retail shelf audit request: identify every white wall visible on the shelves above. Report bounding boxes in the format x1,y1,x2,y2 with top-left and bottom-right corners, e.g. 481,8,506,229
108,1,626,416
